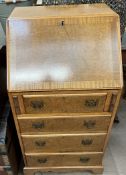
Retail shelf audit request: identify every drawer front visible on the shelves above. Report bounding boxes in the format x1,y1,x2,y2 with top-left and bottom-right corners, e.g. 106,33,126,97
22,93,107,114
18,114,111,133
25,153,103,167
24,166,104,175
22,134,106,153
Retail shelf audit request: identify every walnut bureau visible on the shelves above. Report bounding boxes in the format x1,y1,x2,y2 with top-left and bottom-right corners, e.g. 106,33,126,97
7,4,123,175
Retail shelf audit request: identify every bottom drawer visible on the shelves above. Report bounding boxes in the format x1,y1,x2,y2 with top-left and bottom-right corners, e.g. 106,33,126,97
24,166,104,175
25,153,103,167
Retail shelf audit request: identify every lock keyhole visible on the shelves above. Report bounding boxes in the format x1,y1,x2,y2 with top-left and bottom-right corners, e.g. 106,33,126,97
61,20,64,26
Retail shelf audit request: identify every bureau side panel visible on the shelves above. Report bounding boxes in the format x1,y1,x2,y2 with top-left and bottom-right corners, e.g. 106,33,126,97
8,92,26,164
103,89,122,151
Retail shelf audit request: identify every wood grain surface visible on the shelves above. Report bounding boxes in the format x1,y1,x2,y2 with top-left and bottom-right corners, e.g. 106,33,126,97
7,4,123,92
22,93,107,114
22,133,106,153
8,4,116,19
25,152,103,167
18,113,111,133
24,166,104,174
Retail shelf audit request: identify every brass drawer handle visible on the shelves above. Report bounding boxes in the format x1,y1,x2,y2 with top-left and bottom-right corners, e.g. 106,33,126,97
37,158,47,164
30,101,44,109
34,172,43,175
32,122,44,129
81,139,93,145
80,157,90,163
35,141,46,147
85,99,98,107
84,120,96,129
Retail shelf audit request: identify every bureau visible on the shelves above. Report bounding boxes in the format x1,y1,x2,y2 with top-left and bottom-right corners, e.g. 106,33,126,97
7,4,123,175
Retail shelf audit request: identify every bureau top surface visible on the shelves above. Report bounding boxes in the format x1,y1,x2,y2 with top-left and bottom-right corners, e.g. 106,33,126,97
8,4,116,19
7,4,123,92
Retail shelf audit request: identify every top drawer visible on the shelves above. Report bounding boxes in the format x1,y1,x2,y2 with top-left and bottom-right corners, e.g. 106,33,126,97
14,92,110,114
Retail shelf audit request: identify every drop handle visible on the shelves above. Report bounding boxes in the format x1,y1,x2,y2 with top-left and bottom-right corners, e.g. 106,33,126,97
37,158,47,164
32,122,44,129
80,157,90,163
85,99,99,107
84,120,96,129
34,171,43,175
35,141,46,147
81,139,93,145
30,101,44,109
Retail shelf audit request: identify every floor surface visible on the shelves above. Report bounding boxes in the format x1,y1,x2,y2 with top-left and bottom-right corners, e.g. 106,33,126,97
18,99,126,175
103,99,126,175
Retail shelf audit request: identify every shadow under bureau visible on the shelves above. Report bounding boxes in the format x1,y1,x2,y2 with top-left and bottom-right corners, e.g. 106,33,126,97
7,4,123,174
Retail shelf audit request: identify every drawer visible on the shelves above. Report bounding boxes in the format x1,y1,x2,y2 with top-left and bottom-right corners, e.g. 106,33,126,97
24,166,104,175
22,92,108,114
25,152,103,167
22,133,106,153
18,114,111,133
